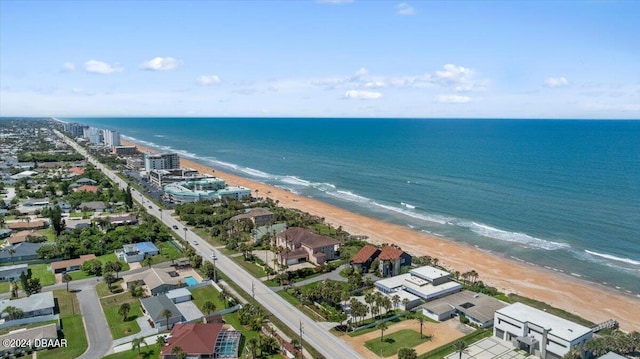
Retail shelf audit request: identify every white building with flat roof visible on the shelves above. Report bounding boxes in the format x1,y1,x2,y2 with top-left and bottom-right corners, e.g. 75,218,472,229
163,178,251,204
375,265,462,304
144,153,180,171
494,302,593,359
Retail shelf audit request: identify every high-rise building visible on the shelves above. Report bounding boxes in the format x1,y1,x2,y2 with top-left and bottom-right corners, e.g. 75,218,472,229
103,129,121,147
144,153,180,171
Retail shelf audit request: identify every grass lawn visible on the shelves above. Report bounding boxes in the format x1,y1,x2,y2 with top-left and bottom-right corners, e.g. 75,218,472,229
100,292,143,339
157,240,183,260
37,315,88,359
97,278,125,297
53,289,81,316
277,290,325,322
29,263,56,286
70,253,130,280
69,211,93,218
365,329,430,357
0,281,10,294
103,343,162,359
190,285,225,312
35,227,57,241
418,329,492,359
231,255,268,278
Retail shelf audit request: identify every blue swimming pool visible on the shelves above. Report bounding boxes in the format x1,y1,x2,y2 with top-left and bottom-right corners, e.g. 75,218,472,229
184,276,199,286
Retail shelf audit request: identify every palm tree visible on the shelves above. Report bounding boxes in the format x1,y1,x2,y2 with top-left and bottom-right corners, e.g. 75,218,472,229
377,321,389,342
156,335,166,347
402,297,410,310
130,337,146,355
246,337,259,359
171,346,187,359
118,303,131,321
10,280,19,298
2,306,24,320
453,340,468,359
162,308,173,330
202,301,216,315
8,248,15,264
62,272,72,292
392,294,400,309
142,256,153,268
416,315,425,339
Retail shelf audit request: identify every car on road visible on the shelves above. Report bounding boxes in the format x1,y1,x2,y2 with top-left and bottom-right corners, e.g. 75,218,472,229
193,241,198,245
148,205,152,209
172,225,178,230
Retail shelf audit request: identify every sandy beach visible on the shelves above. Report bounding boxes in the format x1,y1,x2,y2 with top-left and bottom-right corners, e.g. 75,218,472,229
124,139,640,331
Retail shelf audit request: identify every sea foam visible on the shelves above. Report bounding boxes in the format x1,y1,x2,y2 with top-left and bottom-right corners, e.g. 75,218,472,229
457,221,570,250
584,250,640,266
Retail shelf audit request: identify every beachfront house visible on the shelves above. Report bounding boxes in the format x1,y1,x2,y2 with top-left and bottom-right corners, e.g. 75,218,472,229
276,227,340,266
494,302,593,359
377,244,412,277
230,207,274,228
351,244,380,273
420,290,507,327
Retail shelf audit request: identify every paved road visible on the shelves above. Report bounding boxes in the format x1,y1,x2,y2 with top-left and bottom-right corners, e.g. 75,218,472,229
76,284,112,359
59,130,365,359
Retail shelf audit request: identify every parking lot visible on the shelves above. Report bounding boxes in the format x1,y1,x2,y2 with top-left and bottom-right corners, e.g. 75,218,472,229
445,336,529,359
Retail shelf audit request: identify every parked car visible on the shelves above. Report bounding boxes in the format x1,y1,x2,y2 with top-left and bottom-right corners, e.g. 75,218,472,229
172,225,178,230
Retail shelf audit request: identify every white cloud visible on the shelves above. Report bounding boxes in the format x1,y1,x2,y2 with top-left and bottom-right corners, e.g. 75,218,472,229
435,64,474,83
544,77,569,88
84,60,123,74
354,67,368,77
196,75,221,85
365,81,386,89
396,3,415,15
437,94,471,104
344,90,382,99
62,62,76,72
140,57,181,71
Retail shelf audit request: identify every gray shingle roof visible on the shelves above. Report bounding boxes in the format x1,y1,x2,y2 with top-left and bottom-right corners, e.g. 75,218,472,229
140,295,182,322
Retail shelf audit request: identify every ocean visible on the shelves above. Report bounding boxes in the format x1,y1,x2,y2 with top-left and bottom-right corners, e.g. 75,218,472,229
66,118,640,295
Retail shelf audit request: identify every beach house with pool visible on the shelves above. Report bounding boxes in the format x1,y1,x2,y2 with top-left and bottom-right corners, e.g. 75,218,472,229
276,227,340,266
493,302,593,359
375,265,462,308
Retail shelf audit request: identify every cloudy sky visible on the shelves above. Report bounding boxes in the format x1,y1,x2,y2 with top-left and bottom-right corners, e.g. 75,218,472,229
1,0,638,118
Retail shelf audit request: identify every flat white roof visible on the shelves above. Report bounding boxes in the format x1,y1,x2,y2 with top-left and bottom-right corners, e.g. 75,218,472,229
375,273,410,290
403,280,462,299
496,302,592,342
166,287,192,299
0,263,28,272
409,266,450,281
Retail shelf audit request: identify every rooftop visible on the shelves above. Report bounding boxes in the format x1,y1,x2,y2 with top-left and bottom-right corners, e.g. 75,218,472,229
161,323,223,356
410,266,451,281
50,254,96,271
0,292,54,315
378,245,406,261
351,245,380,264
140,294,181,322
422,290,507,323
496,302,592,341
166,287,192,300
0,323,58,348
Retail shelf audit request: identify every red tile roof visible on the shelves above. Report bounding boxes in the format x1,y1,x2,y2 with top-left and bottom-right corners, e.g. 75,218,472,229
69,167,85,175
161,323,223,356
75,185,98,193
351,245,380,264
377,245,406,261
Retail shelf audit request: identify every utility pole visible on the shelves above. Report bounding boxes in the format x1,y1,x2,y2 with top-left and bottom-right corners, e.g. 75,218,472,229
299,320,304,359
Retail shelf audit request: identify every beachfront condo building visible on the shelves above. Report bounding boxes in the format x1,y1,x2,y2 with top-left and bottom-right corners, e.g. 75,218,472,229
144,152,180,171
103,129,121,147
163,177,251,204
493,302,593,359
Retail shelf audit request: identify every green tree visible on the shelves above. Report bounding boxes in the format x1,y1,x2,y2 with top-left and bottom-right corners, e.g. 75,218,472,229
48,205,65,236
118,303,131,321
104,271,116,291
142,256,153,269
377,321,389,342
416,315,425,339
202,301,216,315
62,272,72,292
2,306,24,320
246,337,259,359
25,278,41,296
129,283,145,299
162,308,173,330
454,340,468,359
125,185,134,209
8,248,16,264
398,348,418,359
156,335,166,347
130,336,146,355
171,346,186,359
104,261,123,279
201,261,216,280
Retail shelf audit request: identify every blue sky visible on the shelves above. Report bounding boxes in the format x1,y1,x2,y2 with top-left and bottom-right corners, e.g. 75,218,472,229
1,0,638,118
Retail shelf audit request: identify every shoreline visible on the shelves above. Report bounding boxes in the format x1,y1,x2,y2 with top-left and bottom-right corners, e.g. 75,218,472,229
122,139,640,331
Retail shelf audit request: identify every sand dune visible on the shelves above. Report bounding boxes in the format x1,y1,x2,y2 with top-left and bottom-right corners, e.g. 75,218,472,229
124,139,639,331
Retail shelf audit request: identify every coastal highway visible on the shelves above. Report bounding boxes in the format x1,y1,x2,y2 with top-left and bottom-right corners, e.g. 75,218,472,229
57,131,365,359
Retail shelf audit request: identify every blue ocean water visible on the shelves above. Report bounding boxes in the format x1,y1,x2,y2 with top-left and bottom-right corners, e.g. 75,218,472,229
68,118,640,294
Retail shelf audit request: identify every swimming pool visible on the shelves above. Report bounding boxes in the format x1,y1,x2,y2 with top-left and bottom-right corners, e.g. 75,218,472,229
184,276,199,286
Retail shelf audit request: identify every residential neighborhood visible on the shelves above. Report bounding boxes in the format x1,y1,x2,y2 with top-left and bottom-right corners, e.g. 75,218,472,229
0,118,636,359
